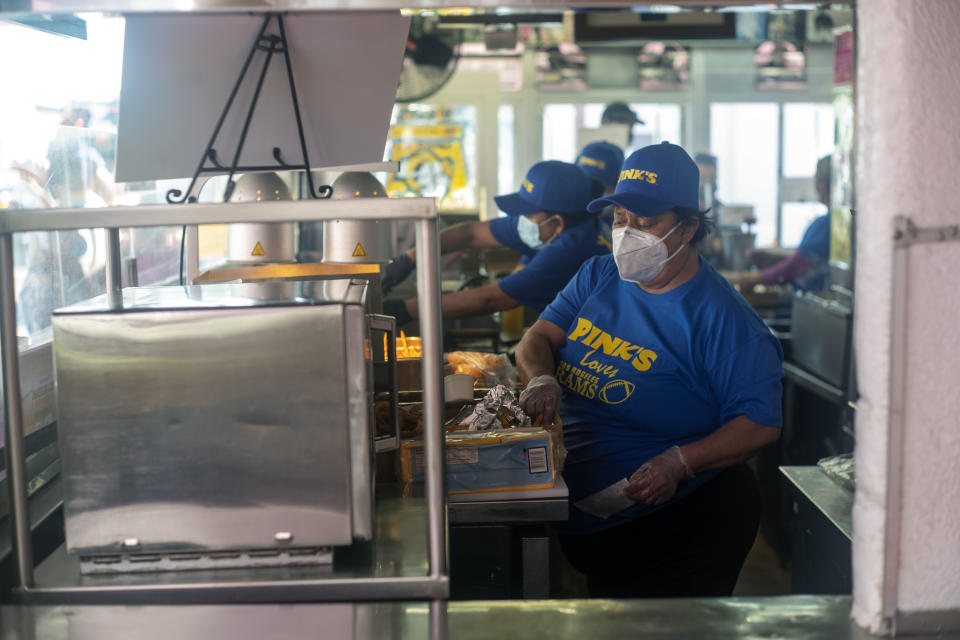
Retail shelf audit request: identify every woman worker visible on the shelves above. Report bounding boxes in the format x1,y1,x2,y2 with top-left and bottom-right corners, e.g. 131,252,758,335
517,142,784,598
381,160,611,325
732,155,832,292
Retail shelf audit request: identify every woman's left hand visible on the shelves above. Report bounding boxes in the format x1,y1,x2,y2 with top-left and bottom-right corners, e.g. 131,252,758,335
622,446,694,505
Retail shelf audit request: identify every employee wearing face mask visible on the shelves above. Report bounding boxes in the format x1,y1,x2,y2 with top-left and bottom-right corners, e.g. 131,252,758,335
381,160,611,324
516,142,783,598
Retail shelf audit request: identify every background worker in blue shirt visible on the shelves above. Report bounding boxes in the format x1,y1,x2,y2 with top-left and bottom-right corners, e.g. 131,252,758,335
732,155,833,292
517,142,783,598
381,160,611,325
576,140,624,199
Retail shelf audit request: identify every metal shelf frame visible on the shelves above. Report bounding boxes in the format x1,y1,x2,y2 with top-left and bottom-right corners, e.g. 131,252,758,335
0,197,448,603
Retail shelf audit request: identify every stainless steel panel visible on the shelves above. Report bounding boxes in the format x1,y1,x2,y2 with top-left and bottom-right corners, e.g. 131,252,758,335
0,233,34,587
780,466,852,541
58,280,366,313
0,198,437,234
0,0,736,15
0,596,860,639
22,491,447,604
227,223,296,263
790,291,852,388
345,304,374,541
447,497,568,525
322,220,392,264
53,293,362,555
520,537,549,599
0,196,443,595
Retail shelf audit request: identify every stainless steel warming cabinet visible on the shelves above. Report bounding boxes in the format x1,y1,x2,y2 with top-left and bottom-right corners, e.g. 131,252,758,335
50,280,391,572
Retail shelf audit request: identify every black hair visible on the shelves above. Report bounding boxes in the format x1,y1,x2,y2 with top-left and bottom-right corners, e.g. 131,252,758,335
693,153,717,167
672,206,716,246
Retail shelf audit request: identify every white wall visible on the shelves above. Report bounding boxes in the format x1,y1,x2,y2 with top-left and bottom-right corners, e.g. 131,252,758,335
854,0,960,633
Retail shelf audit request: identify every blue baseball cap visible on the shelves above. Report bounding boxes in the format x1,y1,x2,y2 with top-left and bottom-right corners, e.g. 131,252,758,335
494,160,592,216
576,141,624,187
587,141,699,216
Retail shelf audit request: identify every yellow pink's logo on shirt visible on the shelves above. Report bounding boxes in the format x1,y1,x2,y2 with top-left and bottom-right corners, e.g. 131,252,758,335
579,156,606,170
567,316,659,372
618,169,659,185
522,178,535,193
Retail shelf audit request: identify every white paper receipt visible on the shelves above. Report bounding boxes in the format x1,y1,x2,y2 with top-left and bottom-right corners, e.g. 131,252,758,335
573,478,636,519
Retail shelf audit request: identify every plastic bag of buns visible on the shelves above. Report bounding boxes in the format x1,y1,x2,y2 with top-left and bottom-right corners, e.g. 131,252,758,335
445,351,517,388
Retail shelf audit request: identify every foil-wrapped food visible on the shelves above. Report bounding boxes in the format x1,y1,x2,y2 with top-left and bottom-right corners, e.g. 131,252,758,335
455,385,532,431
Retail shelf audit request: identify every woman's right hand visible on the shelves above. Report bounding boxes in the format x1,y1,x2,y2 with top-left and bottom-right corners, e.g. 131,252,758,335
519,374,563,424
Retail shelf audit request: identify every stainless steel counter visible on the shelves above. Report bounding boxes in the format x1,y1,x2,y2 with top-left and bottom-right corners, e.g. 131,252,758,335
447,478,568,525
0,596,877,639
449,496,567,525
13,492,441,604
781,465,853,540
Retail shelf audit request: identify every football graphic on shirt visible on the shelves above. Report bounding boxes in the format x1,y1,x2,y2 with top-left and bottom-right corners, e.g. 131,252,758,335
599,379,635,405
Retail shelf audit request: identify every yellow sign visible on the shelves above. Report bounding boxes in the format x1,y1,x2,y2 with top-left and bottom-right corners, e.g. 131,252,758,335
251,241,265,257
352,242,367,257
387,118,473,212
389,124,463,140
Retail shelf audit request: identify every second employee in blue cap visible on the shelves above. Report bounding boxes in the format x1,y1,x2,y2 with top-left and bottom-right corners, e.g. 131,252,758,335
382,160,611,325
576,140,624,199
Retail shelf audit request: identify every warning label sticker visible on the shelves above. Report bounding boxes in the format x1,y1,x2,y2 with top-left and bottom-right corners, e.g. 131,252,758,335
352,242,367,257
251,241,266,257
527,447,548,474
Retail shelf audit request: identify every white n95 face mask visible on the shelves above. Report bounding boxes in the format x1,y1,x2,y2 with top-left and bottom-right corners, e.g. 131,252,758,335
612,222,684,284
517,215,558,250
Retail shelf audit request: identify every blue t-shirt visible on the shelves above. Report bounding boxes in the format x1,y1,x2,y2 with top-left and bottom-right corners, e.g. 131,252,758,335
489,216,612,312
540,255,784,534
795,213,832,291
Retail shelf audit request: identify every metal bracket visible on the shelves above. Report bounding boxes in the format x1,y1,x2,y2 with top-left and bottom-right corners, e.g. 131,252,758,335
165,13,333,204
894,216,960,247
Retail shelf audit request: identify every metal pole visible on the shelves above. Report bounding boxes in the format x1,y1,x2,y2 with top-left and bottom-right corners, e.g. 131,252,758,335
104,227,122,308
429,599,448,640
184,225,200,285
416,217,447,581
882,216,910,623
0,233,35,588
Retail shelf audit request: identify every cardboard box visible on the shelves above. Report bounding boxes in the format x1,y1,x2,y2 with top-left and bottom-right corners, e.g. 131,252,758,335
399,429,556,494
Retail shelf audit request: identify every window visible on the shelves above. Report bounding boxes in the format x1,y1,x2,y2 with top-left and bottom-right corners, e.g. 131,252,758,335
498,104,515,198
780,103,834,248
542,104,579,163
0,16,206,343
782,103,834,178
543,102,682,162
710,103,780,248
